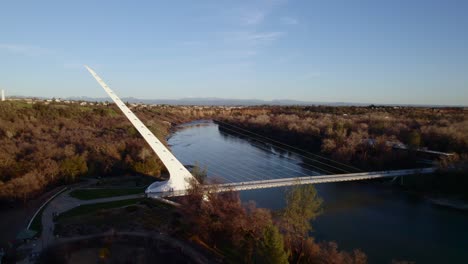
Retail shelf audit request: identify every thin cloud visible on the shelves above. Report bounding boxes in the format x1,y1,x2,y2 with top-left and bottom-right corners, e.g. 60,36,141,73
0,44,50,56
237,0,287,26
241,11,266,25
226,31,285,46
220,31,283,61
246,31,284,43
281,16,299,25
225,50,258,59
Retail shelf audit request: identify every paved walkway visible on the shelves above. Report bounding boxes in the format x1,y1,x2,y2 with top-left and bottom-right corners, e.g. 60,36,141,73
19,181,144,263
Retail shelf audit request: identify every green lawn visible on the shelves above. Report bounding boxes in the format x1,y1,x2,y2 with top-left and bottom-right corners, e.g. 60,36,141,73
57,198,144,220
13,101,34,108
69,187,145,200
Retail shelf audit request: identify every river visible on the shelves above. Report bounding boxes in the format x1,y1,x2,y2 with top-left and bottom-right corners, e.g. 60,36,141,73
168,120,468,263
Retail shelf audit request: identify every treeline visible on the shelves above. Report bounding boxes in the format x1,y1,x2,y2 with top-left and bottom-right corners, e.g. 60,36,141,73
1,101,466,201
0,101,222,202
218,105,467,170
179,181,368,264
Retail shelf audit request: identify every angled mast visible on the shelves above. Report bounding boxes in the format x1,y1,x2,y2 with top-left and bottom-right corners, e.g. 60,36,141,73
85,65,196,194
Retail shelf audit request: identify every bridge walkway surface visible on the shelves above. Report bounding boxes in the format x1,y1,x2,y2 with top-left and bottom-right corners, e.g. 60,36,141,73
146,168,436,197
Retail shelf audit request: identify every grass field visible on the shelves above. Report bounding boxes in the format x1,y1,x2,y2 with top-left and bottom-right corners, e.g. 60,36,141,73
69,188,145,200
57,198,145,220
54,198,175,238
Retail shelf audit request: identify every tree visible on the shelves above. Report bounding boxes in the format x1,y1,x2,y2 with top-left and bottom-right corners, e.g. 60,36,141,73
407,131,421,148
282,184,323,238
179,180,282,262
281,184,323,263
132,158,161,176
255,223,289,264
60,155,87,182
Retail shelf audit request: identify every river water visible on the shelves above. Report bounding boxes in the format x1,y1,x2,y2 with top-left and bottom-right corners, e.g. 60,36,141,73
168,120,468,263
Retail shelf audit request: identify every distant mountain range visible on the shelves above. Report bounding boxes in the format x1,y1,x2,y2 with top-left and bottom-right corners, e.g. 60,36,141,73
64,96,370,106
65,97,467,107
10,95,466,107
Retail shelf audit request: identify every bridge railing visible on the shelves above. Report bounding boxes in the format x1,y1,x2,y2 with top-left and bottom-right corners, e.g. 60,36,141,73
146,167,436,197
215,167,436,187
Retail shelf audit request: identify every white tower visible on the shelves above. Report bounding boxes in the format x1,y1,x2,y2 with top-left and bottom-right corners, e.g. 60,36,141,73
85,66,197,196
1,89,4,101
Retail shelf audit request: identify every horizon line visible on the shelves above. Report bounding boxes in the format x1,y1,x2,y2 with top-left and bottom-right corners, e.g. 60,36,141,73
4,94,467,108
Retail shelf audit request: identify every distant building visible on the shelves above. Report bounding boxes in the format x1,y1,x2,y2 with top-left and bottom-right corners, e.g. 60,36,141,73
1,89,4,101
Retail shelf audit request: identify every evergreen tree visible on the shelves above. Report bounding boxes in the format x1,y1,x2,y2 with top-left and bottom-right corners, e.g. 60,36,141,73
255,223,289,264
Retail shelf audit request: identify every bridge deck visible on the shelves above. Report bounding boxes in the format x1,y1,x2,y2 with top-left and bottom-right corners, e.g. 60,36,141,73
218,167,435,192
146,168,436,197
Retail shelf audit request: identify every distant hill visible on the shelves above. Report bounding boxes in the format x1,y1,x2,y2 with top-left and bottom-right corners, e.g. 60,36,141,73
8,95,466,107
65,96,368,106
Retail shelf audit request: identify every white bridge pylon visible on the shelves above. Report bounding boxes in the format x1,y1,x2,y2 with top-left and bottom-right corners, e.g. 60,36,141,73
85,66,197,196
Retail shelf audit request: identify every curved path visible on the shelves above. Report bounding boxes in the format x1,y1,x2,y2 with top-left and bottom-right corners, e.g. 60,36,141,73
19,180,144,263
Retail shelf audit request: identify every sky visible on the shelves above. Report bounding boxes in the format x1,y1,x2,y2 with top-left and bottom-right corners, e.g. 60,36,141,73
1,0,467,105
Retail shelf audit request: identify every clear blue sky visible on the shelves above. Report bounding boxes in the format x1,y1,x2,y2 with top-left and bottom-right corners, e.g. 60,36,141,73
1,0,467,105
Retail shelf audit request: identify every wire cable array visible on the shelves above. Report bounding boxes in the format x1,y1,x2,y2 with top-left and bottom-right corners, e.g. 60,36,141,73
161,118,363,184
